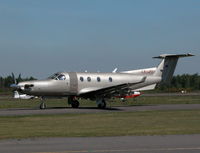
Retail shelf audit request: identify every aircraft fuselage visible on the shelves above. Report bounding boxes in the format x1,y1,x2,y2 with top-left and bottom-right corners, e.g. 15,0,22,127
18,72,161,97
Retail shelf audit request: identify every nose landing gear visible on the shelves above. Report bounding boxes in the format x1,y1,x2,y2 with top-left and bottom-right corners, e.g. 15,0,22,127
40,97,47,109
40,102,46,109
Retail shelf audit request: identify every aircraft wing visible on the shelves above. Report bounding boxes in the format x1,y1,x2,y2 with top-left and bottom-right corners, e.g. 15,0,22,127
79,76,146,99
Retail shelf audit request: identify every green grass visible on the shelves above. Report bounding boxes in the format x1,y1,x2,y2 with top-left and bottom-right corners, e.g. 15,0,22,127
0,94,199,139
0,110,200,139
0,95,199,109
135,95,200,105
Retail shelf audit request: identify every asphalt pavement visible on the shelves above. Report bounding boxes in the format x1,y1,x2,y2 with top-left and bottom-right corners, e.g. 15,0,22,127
0,104,200,116
0,135,200,153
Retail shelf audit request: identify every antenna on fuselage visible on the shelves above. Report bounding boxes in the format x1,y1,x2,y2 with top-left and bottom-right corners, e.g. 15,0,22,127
112,68,118,73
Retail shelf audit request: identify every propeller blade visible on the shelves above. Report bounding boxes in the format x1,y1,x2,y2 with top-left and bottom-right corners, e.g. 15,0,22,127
11,72,16,84
17,73,22,83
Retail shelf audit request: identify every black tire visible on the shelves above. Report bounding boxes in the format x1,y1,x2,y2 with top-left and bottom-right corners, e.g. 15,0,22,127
98,100,106,109
71,100,80,108
40,103,46,109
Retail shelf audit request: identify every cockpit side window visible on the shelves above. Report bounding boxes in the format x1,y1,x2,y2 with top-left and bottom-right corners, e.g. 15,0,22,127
57,74,66,80
80,77,84,82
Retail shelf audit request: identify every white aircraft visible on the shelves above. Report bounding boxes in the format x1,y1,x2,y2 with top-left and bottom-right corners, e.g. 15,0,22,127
11,53,194,109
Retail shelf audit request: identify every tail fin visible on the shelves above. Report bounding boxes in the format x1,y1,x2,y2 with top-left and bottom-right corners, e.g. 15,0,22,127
153,53,194,83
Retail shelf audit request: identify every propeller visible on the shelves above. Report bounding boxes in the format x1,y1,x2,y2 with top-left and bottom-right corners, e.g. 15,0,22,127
10,73,22,90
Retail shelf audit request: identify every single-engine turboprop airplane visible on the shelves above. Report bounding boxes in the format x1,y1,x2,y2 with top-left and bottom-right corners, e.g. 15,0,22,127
11,53,194,109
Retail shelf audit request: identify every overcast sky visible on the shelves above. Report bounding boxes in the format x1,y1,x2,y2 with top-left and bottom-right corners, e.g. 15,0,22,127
0,0,199,79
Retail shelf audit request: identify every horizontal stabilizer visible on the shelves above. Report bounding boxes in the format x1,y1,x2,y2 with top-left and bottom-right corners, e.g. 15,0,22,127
153,53,194,59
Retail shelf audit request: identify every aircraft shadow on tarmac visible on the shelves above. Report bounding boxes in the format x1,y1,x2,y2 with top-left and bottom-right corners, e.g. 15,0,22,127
46,106,122,111
5,105,154,112
44,104,154,110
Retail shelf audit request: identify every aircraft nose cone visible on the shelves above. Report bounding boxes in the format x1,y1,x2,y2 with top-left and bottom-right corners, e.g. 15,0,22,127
10,82,25,90
10,83,19,89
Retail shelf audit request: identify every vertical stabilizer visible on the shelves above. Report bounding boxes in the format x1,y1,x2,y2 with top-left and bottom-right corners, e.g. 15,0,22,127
153,53,194,83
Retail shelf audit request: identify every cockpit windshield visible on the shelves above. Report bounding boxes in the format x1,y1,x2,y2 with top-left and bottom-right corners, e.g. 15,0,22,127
48,73,60,79
48,73,66,80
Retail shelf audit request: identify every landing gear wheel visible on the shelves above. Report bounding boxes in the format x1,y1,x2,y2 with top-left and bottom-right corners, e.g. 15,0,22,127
40,102,46,109
98,100,106,109
71,100,80,108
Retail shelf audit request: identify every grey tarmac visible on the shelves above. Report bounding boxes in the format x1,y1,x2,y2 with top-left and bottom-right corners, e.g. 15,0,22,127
0,135,200,153
0,104,200,116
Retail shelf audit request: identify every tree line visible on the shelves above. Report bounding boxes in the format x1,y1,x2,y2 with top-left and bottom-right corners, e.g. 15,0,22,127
0,73,200,92
157,73,200,92
0,73,36,92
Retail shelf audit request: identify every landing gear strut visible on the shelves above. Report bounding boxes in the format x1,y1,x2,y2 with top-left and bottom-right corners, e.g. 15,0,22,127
68,96,80,108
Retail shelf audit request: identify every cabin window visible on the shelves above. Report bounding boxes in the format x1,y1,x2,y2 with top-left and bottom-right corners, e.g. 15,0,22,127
80,77,84,82
87,77,91,82
97,77,101,82
57,74,66,80
109,77,112,82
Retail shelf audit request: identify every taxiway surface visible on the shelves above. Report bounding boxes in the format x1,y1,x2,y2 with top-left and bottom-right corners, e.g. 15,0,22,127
0,135,200,153
0,104,200,116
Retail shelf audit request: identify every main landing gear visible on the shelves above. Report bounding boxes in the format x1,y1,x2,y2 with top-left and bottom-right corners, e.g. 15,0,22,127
96,98,107,109
39,96,106,109
68,96,80,108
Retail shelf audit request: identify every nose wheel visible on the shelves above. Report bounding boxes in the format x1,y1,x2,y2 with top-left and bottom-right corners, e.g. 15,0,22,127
40,98,47,109
40,102,46,109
